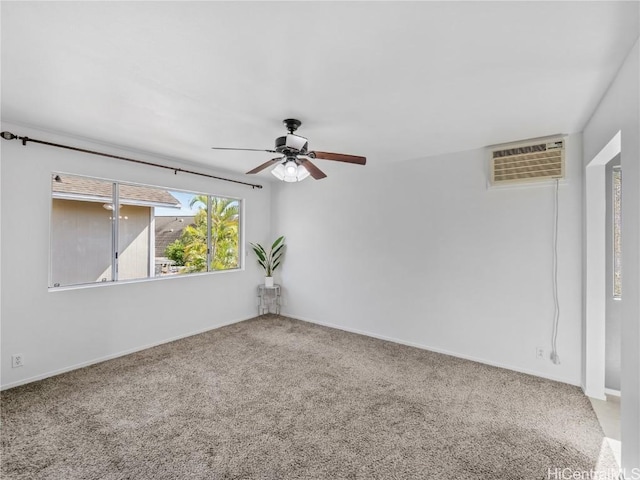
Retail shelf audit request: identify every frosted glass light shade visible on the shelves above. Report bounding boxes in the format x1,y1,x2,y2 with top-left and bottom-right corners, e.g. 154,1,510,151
296,166,310,181
271,163,286,180
285,160,297,176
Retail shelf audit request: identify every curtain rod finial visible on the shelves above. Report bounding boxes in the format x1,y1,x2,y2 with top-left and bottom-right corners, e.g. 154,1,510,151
1,131,17,140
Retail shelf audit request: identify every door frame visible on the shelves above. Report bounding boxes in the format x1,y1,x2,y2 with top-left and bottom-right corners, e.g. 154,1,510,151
584,131,621,399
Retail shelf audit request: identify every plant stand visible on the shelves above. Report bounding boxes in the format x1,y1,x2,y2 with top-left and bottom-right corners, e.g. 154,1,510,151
257,284,281,315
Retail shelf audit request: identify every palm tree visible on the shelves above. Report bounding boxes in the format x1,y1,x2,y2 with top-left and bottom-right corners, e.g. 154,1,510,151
189,195,240,270
181,218,207,272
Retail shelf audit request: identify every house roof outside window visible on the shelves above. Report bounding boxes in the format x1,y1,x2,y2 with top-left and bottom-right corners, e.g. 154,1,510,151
52,174,180,208
155,216,196,255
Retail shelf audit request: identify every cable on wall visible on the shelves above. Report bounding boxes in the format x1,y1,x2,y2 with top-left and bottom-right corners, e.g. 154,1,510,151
0,131,263,189
550,179,561,364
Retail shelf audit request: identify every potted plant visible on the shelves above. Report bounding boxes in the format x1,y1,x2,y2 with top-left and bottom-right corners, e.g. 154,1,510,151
249,236,285,287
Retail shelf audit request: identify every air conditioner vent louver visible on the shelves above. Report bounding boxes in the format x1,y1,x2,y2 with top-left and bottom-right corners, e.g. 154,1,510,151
491,139,564,186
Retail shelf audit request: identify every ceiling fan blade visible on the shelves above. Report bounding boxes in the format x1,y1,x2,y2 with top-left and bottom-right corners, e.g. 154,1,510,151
246,157,283,175
299,159,327,180
212,147,278,153
309,151,366,165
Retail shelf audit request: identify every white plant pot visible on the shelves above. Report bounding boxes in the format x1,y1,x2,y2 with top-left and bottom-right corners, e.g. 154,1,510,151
264,276,274,287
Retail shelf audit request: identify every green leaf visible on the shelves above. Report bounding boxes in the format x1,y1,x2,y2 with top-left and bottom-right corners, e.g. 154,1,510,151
249,242,266,254
272,243,285,257
271,236,285,250
250,243,267,261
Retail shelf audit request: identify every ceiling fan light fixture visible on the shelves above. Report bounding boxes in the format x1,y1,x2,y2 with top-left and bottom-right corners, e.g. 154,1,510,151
271,159,310,182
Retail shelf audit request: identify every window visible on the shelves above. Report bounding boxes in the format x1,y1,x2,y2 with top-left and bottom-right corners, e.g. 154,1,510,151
50,174,241,288
612,166,622,298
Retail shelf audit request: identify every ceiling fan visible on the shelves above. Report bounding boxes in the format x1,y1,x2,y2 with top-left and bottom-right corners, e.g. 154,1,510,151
211,119,366,182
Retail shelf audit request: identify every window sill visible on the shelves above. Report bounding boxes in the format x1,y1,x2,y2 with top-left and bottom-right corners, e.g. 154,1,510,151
48,267,244,292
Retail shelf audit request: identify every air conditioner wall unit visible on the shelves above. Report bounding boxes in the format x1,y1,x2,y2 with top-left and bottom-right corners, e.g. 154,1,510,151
489,138,565,186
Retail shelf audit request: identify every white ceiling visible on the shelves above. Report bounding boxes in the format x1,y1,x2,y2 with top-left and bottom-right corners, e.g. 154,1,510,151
2,1,638,178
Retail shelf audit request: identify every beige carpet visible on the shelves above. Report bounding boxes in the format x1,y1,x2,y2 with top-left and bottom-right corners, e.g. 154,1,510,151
1,315,616,479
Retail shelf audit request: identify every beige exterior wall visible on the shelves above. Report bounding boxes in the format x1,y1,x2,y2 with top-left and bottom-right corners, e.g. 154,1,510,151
117,205,151,281
51,199,113,286
51,200,150,286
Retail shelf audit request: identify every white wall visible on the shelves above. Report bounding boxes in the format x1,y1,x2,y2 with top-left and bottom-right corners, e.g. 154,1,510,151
0,123,272,389
583,38,640,473
273,133,584,386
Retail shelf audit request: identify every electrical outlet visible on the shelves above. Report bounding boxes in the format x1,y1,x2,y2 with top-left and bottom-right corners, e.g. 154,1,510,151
11,354,24,368
536,347,545,360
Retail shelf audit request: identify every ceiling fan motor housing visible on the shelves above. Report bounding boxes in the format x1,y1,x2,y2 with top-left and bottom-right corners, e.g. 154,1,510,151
275,134,308,154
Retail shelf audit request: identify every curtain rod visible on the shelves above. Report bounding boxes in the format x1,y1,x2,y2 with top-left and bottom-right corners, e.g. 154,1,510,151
0,131,263,189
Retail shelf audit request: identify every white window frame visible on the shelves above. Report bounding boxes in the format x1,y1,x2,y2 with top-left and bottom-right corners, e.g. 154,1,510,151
49,172,244,290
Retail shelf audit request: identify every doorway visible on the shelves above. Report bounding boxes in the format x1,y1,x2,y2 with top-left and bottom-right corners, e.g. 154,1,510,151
584,131,620,399
585,132,622,468
605,159,621,393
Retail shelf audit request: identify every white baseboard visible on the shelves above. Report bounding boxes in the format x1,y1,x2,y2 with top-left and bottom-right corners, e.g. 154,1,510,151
282,311,581,387
605,388,621,397
0,315,253,391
